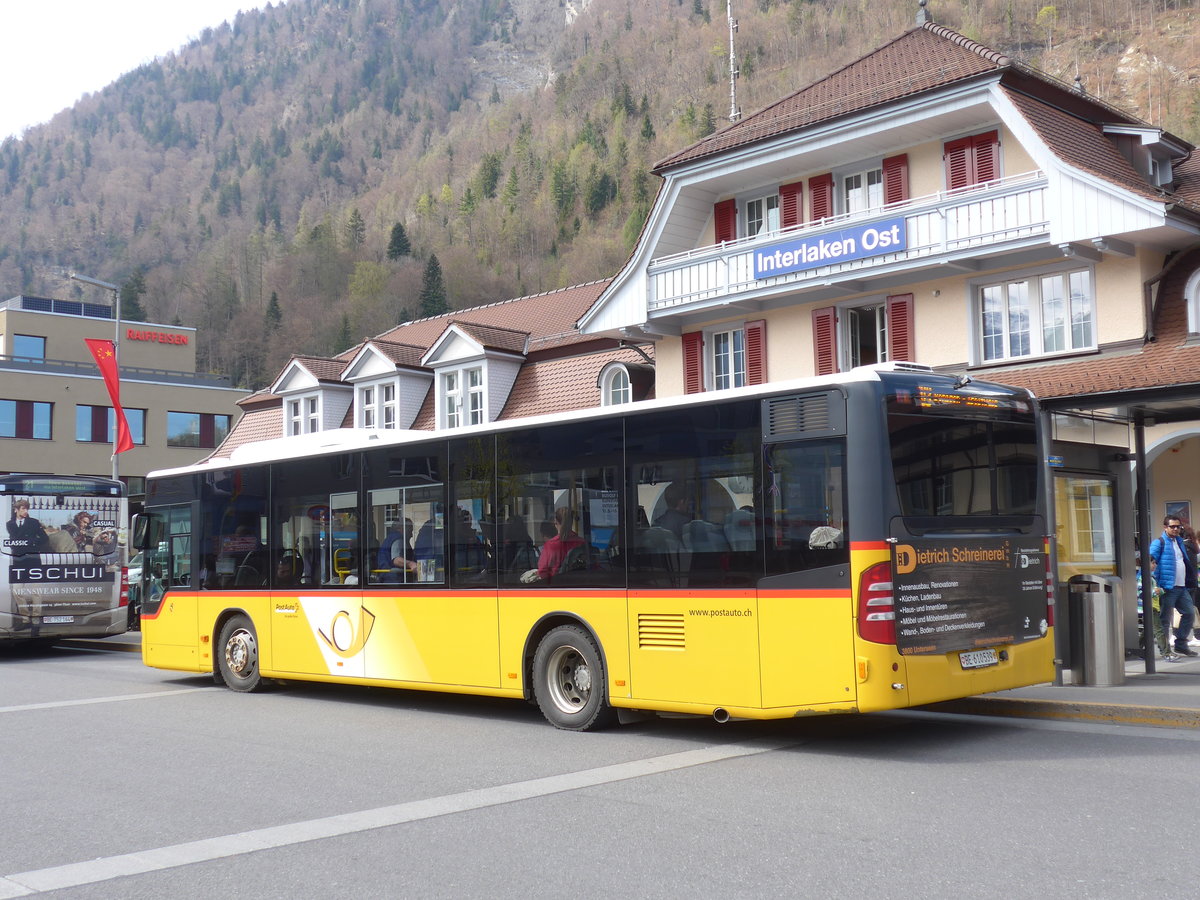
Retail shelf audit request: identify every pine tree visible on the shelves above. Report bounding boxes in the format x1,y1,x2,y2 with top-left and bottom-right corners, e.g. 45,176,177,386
265,291,282,330
337,314,352,352
119,268,148,321
345,208,366,248
386,222,411,259
418,254,448,317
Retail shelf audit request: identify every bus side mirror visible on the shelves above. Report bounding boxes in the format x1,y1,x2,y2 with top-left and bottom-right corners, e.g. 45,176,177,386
131,513,162,550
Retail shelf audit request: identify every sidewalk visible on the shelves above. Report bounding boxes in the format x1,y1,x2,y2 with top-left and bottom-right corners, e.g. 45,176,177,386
926,653,1200,729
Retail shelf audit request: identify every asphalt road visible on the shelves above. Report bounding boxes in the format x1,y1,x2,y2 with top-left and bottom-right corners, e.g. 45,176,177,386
1,639,1191,899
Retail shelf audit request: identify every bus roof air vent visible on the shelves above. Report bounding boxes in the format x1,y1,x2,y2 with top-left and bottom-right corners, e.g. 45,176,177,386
762,391,846,442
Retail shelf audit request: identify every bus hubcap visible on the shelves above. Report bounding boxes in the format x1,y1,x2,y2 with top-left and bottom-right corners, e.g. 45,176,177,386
547,645,591,712
225,629,257,677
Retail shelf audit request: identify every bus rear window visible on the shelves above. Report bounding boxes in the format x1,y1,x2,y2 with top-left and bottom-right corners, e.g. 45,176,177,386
888,414,1039,517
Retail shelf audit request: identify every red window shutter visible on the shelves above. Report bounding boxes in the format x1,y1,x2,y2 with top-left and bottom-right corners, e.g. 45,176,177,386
16,400,34,439
886,293,914,363
745,320,767,385
683,331,705,394
973,130,999,184
812,307,838,376
809,173,833,221
944,137,971,190
882,154,909,206
714,198,737,243
779,182,803,230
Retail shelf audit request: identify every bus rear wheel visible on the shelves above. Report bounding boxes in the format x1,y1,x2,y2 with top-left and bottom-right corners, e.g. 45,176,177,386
217,614,263,692
532,625,616,731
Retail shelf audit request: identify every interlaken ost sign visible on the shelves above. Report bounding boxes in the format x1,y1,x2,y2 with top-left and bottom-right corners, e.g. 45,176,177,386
753,216,908,279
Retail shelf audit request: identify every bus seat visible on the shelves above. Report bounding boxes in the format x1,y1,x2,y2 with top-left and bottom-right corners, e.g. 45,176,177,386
723,507,756,551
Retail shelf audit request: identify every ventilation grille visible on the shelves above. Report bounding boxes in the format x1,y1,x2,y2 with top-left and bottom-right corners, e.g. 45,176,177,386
638,613,685,649
763,391,845,440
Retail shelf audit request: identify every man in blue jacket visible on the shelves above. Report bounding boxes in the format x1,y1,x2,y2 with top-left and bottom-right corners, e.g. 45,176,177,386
1149,515,1198,657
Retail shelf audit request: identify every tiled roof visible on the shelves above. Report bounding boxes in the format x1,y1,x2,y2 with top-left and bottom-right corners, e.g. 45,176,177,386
1002,87,1180,209
365,280,612,356
362,340,426,369
501,346,656,419
986,248,1200,401
291,355,347,383
211,404,282,460
654,23,1007,171
447,321,530,354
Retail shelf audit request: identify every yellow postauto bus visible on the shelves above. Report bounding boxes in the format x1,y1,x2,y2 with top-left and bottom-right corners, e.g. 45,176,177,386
134,365,1054,730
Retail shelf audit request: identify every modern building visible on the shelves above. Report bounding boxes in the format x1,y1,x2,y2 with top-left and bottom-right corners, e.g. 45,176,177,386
0,294,245,502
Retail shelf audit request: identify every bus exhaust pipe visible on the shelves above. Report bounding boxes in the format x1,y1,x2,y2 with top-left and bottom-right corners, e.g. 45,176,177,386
712,707,730,724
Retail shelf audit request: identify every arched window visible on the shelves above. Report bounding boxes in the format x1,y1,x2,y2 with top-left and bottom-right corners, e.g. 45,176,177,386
600,365,632,406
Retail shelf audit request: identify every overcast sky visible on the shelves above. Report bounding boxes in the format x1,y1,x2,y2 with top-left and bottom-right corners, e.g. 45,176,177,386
1,1,273,141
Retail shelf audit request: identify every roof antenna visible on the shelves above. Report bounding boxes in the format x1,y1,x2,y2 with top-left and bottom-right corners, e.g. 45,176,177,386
727,0,741,123
916,0,933,26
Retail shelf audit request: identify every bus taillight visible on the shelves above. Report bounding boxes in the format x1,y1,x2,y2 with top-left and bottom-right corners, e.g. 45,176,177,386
119,567,129,608
858,561,895,644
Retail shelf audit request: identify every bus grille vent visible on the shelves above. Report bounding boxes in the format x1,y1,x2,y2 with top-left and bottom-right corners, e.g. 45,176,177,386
638,613,685,649
763,391,845,440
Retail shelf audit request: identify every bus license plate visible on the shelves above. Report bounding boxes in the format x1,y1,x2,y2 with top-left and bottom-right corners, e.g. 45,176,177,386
41,615,75,624
959,648,998,670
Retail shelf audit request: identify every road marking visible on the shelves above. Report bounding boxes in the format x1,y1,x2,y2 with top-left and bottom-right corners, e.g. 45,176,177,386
0,688,211,715
0,738,794,897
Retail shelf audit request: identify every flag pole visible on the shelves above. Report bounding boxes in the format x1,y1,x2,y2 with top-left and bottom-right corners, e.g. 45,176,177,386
70,273,122,482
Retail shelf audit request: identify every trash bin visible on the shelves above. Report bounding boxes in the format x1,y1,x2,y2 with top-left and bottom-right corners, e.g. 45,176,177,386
1067,574,1125,686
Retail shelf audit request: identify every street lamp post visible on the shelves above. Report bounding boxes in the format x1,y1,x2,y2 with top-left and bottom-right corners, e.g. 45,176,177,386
70,272,122,481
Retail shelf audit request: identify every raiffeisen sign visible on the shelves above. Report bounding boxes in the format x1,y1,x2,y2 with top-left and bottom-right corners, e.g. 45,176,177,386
753,216,907,279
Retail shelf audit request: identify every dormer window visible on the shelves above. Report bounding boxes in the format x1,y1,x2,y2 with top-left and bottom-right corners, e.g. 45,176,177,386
602,367,632,405
287,394,320,435
442,367,484,428
357,381,399,430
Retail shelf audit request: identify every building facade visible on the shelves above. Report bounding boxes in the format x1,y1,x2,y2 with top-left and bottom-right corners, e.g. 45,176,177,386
0,294,245,500
577,12,1200,657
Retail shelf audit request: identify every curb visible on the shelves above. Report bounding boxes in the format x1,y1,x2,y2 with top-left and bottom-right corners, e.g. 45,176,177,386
925,696,1200,730
60,637,142,654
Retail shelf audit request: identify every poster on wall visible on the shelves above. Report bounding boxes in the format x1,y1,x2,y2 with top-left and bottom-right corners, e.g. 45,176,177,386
1165,501,1191,527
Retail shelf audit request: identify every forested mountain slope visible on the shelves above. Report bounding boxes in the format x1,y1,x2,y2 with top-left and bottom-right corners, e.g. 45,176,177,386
1,0,1196,388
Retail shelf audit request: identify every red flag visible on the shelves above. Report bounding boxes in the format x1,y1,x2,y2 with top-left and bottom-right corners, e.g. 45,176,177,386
84,338,134,454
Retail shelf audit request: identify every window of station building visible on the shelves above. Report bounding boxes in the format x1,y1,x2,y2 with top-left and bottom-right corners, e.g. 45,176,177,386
285,394,320,435
841,166,883,215
76,405,146,445
976,267,1094,363
442,366,484,429
711,327,746,391
12,334,45,362
167,411,231,448
358,382,399,430
0,399,52,439
744,192,780,238
601,366,632,406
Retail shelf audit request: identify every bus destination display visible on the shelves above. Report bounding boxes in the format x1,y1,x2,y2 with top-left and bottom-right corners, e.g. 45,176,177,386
892,536,1049,656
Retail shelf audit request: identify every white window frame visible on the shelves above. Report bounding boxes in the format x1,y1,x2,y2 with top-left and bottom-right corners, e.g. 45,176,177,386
440,365,485,429
286,392,321,435
1185,268,1200,336
356,380,400,430
708,326,746,391
601,366,632,406
743,192,780,238
973,264,1095,364
842,301,889,370
835,159,884,216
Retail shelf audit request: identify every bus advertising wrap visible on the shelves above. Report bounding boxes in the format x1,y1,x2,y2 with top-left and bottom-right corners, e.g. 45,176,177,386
892,536,1049,655
4,495,120,620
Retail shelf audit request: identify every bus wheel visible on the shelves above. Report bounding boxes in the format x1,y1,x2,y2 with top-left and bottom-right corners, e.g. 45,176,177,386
532,625,616,731
217,615,262,692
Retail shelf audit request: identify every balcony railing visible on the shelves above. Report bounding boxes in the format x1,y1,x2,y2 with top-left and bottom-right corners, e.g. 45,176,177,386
647,171,1048,312
0,353,234,388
